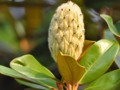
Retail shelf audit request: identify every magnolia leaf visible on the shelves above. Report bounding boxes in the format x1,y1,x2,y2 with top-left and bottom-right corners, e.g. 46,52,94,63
100,14,120,43
10,54,54,78
16,79,49,90
78,40,95,61
0,65,24,78
114,22,120,43
85,69,120,90
83,40,95,51
57,52,85,84
10,54,57,88
0,64,56,89
115,49,120,68
11,65,57,88
100,14,120,36
102,22,120,68
79,39,119,84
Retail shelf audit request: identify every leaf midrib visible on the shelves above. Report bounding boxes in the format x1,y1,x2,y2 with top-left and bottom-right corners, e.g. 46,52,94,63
65,58,73,84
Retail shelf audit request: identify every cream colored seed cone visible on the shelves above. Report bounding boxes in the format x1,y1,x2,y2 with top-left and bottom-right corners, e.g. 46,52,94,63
48,1,85,61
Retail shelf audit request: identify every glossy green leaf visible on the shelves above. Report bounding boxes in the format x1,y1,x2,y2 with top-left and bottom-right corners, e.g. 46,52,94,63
103,29,120,68
82,40,95,54
114,22,120,42
100,14,120,36
10,54,54,78
10,54,57,88
83,40,95,51
79,39,119,84
85,69,120,90
115,49,120,68
0,65,51,89
57,53,85,84
78,40,95,61
100,14,120,44
0,65,24,78
16,79,49,90
12,65,57,88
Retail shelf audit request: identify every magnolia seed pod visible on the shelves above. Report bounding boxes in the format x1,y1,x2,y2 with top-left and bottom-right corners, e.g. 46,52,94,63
48,1,85,61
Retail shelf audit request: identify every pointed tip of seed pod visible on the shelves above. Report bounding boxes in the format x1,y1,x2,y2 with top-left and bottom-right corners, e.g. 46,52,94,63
67,0,74,4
